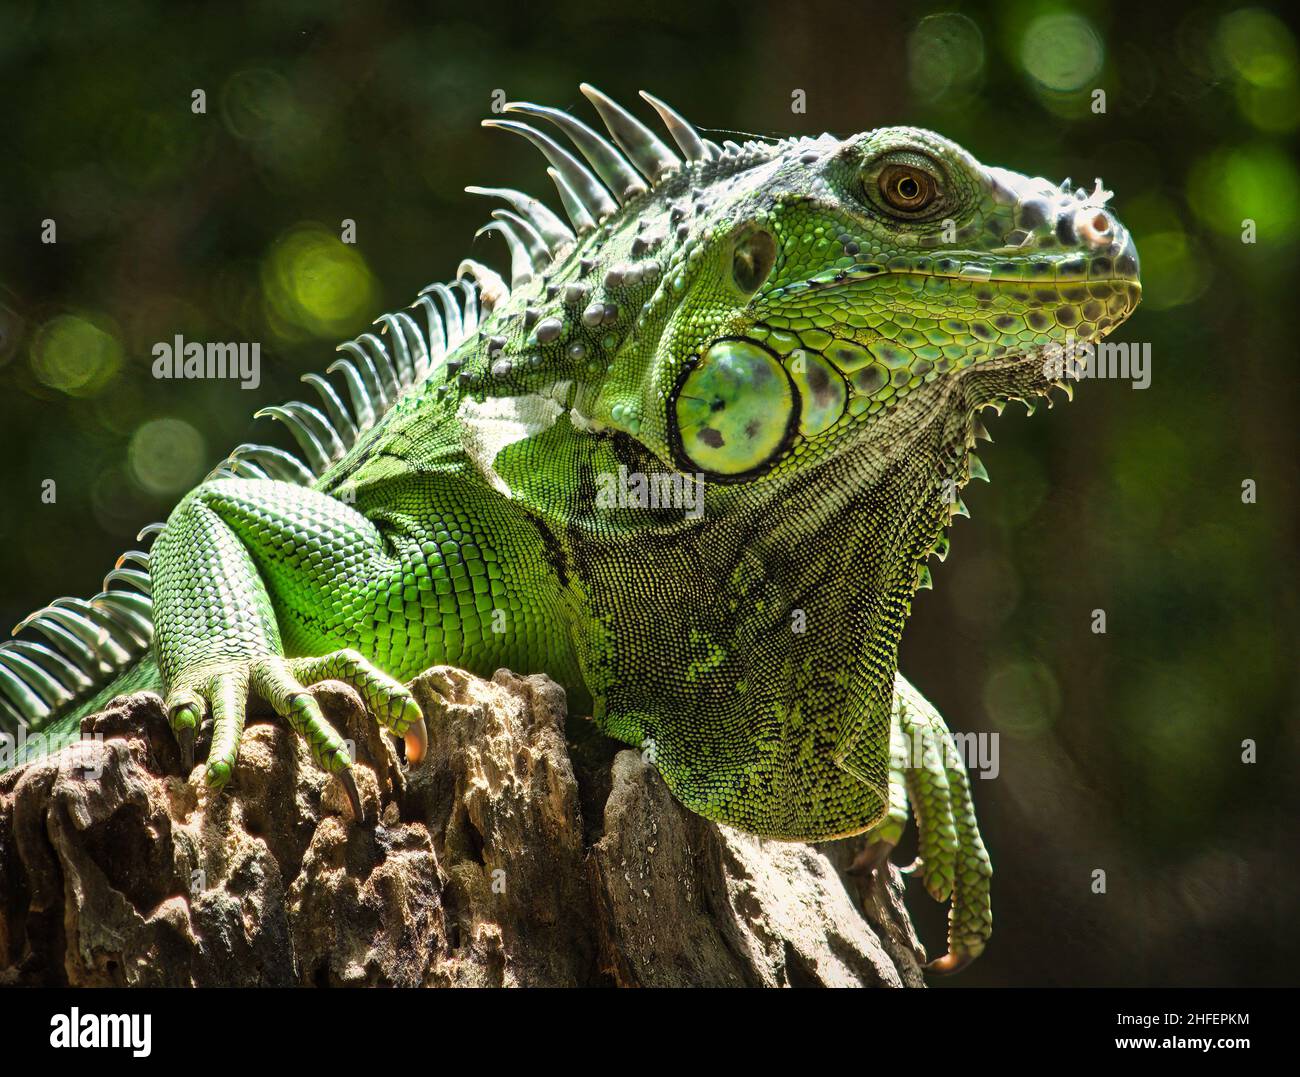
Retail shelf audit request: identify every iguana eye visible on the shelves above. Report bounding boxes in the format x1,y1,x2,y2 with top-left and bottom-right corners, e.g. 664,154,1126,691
878,163,936,212
672,339,796,479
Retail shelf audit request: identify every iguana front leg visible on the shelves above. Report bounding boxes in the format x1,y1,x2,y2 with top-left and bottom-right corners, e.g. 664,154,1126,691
862,674,992,972
150,478,428,815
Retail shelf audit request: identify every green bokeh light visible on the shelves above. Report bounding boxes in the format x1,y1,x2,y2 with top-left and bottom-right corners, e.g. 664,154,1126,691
128,417,207,496
909,13,985,103
29,313,122,397
1218,7,1298,88
1133,231,1213,311
1020,13,1104,93
220,68,300,142
1106,423,1188,524
982,657,1061,739
1188,144,1300,240
105,108,202,190
261,225,380,340
1235,78,1300,133
1118,664,1231,836
1217,8,1300,132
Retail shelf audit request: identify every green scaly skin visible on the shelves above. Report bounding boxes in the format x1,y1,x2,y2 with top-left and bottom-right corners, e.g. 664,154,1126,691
4,87,1141,971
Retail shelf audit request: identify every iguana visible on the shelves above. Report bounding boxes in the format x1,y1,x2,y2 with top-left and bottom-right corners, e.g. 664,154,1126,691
0,85,1140,972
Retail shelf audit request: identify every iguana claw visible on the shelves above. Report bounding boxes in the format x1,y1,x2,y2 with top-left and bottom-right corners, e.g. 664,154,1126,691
175,724,196,773
169,700,200,774
336,767,364,823
403,713,427,766
162,650,425,826
926,951,977,975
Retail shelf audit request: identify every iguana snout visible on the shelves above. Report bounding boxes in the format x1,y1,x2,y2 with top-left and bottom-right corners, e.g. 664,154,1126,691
983,163,1141,310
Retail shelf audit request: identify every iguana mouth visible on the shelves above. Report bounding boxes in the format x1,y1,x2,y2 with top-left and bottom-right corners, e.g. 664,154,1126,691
776,238,1140,295
748,263,1139,378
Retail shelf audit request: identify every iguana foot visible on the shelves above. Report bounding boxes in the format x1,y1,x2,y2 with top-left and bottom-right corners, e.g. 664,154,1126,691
285,650,428,765
164,649,427,823
862,677,993,974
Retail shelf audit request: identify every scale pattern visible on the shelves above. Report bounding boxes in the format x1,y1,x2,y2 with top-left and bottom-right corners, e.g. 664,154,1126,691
0,85,1141,970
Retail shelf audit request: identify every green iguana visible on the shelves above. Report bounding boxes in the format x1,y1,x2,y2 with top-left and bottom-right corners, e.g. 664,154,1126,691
0,85,1141,972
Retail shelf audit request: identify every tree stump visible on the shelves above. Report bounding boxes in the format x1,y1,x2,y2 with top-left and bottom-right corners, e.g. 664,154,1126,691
0,667,925,987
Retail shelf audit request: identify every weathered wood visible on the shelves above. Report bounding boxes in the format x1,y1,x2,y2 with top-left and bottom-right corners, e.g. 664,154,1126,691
0,667,923,987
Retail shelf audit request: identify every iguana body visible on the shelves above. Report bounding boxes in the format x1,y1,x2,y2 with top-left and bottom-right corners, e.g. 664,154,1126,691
0,86,1140,971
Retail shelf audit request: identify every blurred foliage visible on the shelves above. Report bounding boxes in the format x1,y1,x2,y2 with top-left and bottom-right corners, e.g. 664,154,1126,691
0,0,1295,985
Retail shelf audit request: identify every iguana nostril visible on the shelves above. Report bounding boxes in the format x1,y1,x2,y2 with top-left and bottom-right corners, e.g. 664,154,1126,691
1077,207,1114,249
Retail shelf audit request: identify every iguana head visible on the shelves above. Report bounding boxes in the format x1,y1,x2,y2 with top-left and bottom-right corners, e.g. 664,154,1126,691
465,89,1140,522
651,125,1141,483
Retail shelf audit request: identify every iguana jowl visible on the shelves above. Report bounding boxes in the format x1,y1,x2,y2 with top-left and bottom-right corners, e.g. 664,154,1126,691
0,85,1141,971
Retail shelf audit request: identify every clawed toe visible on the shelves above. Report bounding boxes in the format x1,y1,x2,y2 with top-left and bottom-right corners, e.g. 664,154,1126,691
336,767,364,823
175,723,196,772
403,715,428,766
926,951,977,975
165,651,423,829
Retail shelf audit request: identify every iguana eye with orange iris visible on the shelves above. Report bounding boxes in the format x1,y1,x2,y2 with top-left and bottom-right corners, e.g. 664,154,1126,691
878,164,935,212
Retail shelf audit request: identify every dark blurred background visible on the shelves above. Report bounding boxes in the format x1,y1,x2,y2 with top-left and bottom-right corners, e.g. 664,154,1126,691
0,0,1295,986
